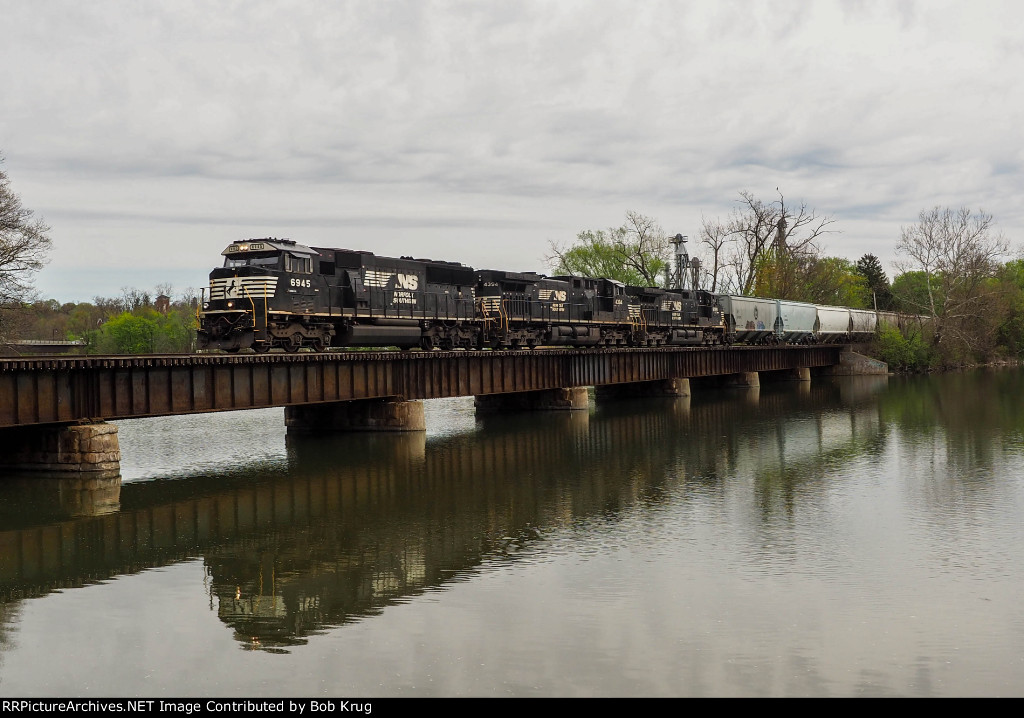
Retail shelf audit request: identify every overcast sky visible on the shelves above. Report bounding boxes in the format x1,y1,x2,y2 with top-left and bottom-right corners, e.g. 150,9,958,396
2,0,1021,302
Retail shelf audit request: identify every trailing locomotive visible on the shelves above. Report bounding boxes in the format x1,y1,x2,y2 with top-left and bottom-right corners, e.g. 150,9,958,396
196,238,726,352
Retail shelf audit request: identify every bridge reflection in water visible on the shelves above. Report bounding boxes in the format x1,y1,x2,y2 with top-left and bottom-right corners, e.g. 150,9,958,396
0,377,889,651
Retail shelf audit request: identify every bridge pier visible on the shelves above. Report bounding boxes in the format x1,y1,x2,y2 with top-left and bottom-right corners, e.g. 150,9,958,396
0,422,121,477
781,367,811,382
474,387,589,414
594,378,690,400
725,371,760,388
823,351,889,376
284,398,426,433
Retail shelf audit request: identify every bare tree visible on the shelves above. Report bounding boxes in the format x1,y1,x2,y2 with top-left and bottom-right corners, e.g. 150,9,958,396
708,190,836,296
0,154,52,306
698,214,729,293
120,287,152,312
895,206,1008,353
0,155,52,341
617,210,670,286
154,282,174,299
177,286,202,309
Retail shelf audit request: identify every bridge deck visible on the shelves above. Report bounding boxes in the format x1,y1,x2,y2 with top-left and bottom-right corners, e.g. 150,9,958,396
0,346,843,428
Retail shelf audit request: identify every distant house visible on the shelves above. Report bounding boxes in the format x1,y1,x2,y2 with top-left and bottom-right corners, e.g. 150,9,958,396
155,294,171,315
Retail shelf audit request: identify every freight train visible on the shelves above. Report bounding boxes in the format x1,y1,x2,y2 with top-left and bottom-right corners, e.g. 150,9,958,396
196,238,906,353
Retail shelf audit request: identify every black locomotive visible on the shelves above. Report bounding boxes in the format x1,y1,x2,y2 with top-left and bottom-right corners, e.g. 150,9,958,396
197,238,726,352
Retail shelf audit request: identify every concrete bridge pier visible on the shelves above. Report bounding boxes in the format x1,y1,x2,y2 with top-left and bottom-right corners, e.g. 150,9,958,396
725,371,760,388
823,351,889,376
0,422,121,477
594,378,691,400
782,367,812,382
474,387,589,414
285,397,426,433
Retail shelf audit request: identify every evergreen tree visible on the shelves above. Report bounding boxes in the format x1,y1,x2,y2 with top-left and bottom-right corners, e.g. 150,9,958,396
855,253,894,310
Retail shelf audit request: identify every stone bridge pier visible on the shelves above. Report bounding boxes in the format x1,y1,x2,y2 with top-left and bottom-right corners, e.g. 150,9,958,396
0,422,121,477
285,397,426,432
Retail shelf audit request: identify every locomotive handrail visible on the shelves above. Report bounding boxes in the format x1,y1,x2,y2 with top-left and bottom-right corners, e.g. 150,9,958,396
476,296,499,328
241,284,263,345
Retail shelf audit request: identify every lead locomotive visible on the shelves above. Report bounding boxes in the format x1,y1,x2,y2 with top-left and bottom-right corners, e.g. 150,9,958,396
197,238,726,352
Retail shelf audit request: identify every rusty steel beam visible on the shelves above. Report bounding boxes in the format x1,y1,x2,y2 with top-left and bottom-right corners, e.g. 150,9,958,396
0,346,843,429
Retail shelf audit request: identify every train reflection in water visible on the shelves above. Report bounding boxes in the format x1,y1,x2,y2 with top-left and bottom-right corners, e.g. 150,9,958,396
0,377,890,651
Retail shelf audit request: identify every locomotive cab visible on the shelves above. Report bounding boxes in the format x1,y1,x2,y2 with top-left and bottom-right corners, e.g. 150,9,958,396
198,238,329,352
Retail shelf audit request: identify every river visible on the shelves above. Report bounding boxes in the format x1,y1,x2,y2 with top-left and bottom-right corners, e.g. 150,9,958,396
0,369,1022,697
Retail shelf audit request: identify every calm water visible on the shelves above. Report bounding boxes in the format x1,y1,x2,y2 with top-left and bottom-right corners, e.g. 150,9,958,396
1,370,1023,697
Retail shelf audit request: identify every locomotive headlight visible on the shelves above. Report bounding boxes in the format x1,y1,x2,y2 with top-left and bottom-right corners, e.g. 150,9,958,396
227,301,234,308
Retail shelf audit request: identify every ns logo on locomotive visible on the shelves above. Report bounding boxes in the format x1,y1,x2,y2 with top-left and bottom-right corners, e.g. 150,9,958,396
197,238,888,353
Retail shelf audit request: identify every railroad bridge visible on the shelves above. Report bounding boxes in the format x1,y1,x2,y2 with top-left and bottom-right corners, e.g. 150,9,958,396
0,345,878,475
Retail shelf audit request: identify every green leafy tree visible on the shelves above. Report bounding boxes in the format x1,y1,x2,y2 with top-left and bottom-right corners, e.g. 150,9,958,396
752,254,868,306
811,257,871,307
86,295,197,355
995,259,1024,357
92,312,159,354
66,302,106,340
548,211,670,286
873,323,932,371
547,228,645,284
152,306,197,353
891,270,944,315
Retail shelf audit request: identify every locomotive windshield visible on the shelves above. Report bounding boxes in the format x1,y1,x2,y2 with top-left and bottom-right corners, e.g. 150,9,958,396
223,251,281,269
